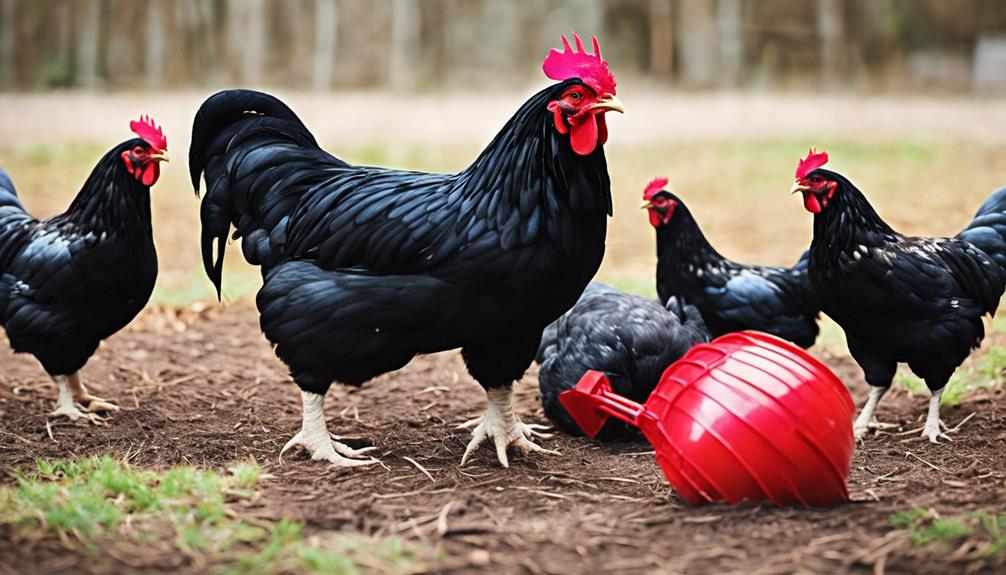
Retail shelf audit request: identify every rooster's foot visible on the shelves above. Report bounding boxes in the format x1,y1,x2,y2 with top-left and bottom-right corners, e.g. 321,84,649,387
854,418,898,441
49,403,106,425
50,374,106,424
920,389,950,444
459,387,558,468
920,420,951,444
77,394,120,413
280,390,379,468
853,386,892,441
66,374,120,413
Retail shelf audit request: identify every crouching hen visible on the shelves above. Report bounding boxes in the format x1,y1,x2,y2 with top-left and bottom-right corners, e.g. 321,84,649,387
0,117,166,422
536,282,709,441
189,35,623,468
642,178,820,347
792,149,1006,443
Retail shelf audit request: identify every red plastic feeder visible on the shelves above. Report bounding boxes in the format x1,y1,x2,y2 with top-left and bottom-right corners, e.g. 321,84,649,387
559,331,854,507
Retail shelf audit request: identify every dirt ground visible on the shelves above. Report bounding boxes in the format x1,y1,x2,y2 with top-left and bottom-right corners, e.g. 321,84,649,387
1,305,1004,574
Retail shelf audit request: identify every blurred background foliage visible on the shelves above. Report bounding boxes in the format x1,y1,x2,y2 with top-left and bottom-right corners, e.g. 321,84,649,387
2,0,1006,93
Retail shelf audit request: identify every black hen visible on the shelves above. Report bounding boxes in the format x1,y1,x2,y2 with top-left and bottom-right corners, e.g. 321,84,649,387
642,178,819,347
188,35,623,468
536,282,709,440
792,149,1006,443
0,117,166,422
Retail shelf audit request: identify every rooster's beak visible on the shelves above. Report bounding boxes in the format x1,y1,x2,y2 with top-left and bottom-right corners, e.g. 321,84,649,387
639,200,653,209
151,151,170,163
790,182,808,195
591,95,625,114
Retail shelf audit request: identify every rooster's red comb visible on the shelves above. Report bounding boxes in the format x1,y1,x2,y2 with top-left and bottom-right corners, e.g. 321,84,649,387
643,177,669,201
795,148,828,180
542,33,616,96
129,115,167,151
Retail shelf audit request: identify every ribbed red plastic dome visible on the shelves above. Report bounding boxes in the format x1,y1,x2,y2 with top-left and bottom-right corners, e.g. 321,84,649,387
559,331,854,507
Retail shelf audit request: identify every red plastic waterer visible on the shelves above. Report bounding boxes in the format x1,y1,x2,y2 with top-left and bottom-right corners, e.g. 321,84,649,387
559,331,854,507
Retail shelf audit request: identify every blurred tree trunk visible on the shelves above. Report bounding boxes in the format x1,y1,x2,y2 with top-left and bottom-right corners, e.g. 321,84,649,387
479,0,520,82
75,0,101,88
649,0,673,79
679,0,716,86
817,0,843,87
717,0,743,87
0,0,15,88
146,0,164,88
228,0,266,84
51,0,71,87
389,0,419,90
312,0,337,89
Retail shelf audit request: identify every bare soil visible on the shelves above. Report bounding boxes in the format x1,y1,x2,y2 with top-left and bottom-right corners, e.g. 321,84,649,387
1,305,1005,574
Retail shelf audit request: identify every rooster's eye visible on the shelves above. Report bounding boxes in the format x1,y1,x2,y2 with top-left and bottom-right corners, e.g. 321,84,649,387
132,146,146,156
570,92,581,101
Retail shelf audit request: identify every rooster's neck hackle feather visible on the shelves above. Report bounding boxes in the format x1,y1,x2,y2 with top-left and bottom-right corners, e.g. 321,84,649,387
656,198,723,270
57,140,154,236
809,169,895,249
457,79,612,217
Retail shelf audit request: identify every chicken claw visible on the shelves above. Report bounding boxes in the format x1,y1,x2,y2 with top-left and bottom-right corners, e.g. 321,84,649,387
459,387,559,468
853,386,892,441
79,396,120,413
279,390,379,468
853,418,898,441
920,390,951,443
50,374,106,425
49,403,106,425
67,373,120,413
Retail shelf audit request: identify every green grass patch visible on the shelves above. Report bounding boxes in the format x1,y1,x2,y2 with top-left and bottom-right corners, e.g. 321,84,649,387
0,457,433,574
890,508,1006,558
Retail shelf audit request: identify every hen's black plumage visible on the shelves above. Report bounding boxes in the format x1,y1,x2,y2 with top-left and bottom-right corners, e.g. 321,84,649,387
536,282,709,440
0,142,158,378
648,190,819,347
808,171,1006,384
189,84,616,464
799,165,1006,441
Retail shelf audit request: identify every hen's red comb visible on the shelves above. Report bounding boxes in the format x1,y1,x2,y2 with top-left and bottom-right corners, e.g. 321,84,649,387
542,33,616,96
795,148,828,180
129,115,167,151
643,177,669,201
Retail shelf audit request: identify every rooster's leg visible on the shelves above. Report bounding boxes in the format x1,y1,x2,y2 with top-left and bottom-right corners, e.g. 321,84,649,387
49,375,105,424
67,373,120,413
853,386,893,440
921,388,950,443
280,390,379,467
459,385,557,468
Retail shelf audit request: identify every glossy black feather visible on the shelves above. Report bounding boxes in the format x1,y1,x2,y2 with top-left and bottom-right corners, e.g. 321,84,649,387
0,145,158,376
189,87,612,394
654,192,820,347
807,170,1006,391
535,282,710,440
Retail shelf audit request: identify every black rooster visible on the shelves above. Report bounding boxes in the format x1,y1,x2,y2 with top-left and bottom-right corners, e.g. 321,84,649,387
0,117,166,423
642,178,820,347
536,282,709,440
189,34,623,468
792,149,1006,442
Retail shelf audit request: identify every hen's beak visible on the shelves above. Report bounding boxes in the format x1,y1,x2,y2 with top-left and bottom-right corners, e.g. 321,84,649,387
639,200,653,209
790,182,809,195
150,151,170,163
590,95,625,114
